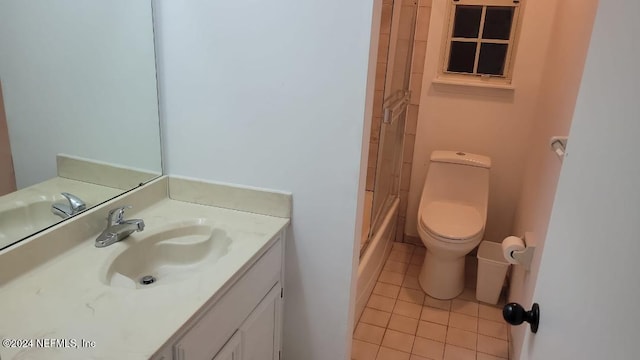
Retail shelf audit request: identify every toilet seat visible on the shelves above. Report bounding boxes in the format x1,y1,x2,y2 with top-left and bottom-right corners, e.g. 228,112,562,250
420,201,483,243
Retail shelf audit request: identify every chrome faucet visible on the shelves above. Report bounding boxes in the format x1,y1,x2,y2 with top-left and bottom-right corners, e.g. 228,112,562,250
95,206,145,248
51,192,86,219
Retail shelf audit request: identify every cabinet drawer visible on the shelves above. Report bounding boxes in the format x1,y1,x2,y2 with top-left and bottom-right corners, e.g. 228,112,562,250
174,237,282,360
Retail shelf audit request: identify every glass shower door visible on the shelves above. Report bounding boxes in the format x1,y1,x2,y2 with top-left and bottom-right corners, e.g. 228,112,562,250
365,0,417,251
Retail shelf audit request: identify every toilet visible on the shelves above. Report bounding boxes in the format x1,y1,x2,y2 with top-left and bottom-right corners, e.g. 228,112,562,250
417,150,491,299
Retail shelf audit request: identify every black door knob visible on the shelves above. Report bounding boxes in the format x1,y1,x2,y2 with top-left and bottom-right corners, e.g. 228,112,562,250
503,302,540,333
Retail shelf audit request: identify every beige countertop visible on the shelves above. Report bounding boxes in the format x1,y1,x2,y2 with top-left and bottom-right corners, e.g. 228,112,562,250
0,196,288,360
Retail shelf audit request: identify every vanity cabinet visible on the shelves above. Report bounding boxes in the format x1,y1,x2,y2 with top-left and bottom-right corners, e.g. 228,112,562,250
153,234,284,360
211,331,241,360
213,285,281,360
235,284,282,360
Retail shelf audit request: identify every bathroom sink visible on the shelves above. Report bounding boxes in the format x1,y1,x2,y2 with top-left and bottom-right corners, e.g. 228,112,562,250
101,220,232,289
0,200,62,244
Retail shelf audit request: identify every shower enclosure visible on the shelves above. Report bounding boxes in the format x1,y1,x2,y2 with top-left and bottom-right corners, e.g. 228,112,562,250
355,0,418,323
362,0,417,255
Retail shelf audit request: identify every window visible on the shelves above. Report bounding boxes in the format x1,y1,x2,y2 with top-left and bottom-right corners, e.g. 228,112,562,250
441,0,522,84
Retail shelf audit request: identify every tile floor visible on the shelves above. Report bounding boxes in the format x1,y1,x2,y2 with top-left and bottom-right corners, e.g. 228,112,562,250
352,242,509,360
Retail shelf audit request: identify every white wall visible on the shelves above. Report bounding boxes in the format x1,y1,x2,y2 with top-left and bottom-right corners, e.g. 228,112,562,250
509,0,598,357
406,0,559,242
0,1,161,188
153,1,378,359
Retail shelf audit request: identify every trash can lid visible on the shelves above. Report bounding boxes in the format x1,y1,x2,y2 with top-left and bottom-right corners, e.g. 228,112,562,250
477,241,510,265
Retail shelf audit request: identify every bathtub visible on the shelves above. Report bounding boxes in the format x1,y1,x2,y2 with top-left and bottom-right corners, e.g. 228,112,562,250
354,197,399,325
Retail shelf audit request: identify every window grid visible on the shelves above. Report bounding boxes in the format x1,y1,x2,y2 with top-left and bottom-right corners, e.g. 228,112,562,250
443,1,520,79
472,6,487,74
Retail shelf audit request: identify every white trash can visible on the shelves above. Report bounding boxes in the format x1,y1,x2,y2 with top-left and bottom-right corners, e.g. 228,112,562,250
476,241,510,305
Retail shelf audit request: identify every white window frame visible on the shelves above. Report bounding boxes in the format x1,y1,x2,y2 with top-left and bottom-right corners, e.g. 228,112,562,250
436,0,523,88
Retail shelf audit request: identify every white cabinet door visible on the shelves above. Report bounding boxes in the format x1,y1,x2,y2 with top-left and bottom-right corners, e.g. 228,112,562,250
212,331,241,360
239,284,282,360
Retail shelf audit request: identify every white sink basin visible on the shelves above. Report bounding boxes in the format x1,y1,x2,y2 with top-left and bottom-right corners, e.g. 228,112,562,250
101,219,232,289
0,199,62,244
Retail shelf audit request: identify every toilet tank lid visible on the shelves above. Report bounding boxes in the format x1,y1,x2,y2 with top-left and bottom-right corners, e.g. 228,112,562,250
431,151,491,168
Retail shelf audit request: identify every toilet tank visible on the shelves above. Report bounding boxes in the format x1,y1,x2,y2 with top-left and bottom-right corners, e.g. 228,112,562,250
421,151,491,213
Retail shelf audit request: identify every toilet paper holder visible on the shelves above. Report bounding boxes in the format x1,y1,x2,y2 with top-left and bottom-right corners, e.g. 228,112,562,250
510,245,536,271
510,232,536,271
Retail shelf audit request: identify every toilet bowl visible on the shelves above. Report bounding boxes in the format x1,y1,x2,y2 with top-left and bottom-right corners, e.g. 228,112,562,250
417,151,491,299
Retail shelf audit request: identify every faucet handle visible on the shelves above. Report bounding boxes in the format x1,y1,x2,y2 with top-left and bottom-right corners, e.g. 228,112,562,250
61,192,86,213
107,205,132,225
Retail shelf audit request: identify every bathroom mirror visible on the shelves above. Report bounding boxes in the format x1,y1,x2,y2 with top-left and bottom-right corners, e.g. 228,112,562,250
0,1,162,250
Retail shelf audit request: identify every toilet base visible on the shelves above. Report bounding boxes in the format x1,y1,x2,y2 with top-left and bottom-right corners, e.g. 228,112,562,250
418,249,465,300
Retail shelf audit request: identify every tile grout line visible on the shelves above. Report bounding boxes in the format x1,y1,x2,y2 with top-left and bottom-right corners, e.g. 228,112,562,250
397,244,415,357
399,245,417,358
377,244,411,357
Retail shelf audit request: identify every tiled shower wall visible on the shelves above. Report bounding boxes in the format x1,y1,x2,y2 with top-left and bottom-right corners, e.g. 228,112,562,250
397,0,431,244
